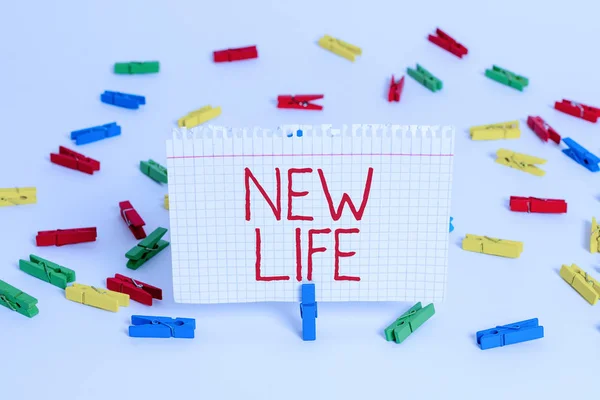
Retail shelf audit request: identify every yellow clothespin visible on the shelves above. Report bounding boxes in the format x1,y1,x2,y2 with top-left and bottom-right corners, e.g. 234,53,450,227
469,120,520,140
318,35,362,62
591,217,599,253
164,194,169,210
560,264,600,305
178,105,221,128
462,234,523,258
496,149,546,176
66,283,129,312
0,187,37,207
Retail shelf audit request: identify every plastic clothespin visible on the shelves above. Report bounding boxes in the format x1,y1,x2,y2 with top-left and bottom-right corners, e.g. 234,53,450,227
36,227,97,247
388,75,405,102
125,227,170,270
561,138,600,172
407,64,442,92
19,254,76,289
129,315,196,338
119,200,146,239
477,318,543,350
496,149,546,177
100,91,146,110
427,28,468,58
300,283,317,341
526,116,561,144
50,146,100,175
178,105,221,128
66,283,129,312
317,35,362,62
107,274,162,306
140,159,168,183
449,217,454,232
485,65,528,91
592,217,600,253
114,61,159,74
554,99,600,123
384,302,435,344
462,234,523,258
0,187,36,207
509,196,567,214
213,45,258,62
560,264,600,304
164,194,169,210
469,120,520,141
70,122,121,145
0,279,39,318
277,95,323,111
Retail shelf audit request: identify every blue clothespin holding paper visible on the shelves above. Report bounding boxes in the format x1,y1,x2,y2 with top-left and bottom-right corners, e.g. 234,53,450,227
449,217,454,232
476,318,543,350
300,283,317,341
101,91,146,109
128,315,196,338
70,122,121,145
562,137,600,172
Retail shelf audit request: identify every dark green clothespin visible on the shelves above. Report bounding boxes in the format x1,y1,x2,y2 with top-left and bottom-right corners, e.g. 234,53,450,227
19,254,76,289
0,279,39,318
114,61,160,74
407,64,442,92
384,302,435,344
140,159,168,183
126,227,170,270
485,65,528,91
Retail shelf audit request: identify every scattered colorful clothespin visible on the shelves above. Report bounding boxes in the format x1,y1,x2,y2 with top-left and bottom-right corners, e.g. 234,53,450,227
590,217,599,253
125,227,170,270
485,65,528,91
462,234,523,258
469,120,520,140
449,217,454,232
277,95,323,111
107,274,162,306
119,201,146,239
496,149,546,177
66,283,129,312
50,146,100,175
561,138,600,172
140,159,168,183
114,61,159,74
164,194,169,210
19,255,76,289
213,45,258,62
129,315,196,338
560,264,600,305
317,35,362,62
388,75,404,102
477,318,543,350
384,302,435,344
70,122,121,145
554,99,600,123
0,187,36,207
36,227,97,247
178,105,221,128
300,283,317,341
526,116,561,144
0,279,38,318
509,196,567,214
407,64,442,92
427,28,468,58
100,91,146,110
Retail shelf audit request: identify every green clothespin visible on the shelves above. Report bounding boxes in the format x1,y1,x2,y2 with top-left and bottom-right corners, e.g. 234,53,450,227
407,64,442,92
384,302,435,344
126,227,170,270
140,159,168,184
114,61,160,74
0,279,39,318
19,255,76,289
485,65,528,91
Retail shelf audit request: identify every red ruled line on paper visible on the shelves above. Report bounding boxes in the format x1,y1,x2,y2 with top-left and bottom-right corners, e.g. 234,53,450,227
167,153,454,159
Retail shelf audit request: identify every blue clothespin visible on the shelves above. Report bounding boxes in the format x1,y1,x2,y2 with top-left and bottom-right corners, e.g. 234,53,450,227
100,91,146,109
562,137,600,172
70,122,121,145
300,283,317,341
449,217,454,232
296,129,303,137
476,318,543,350
128,315,196,338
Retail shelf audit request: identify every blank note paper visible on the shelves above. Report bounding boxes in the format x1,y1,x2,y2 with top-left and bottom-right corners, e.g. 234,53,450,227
166,125,455,304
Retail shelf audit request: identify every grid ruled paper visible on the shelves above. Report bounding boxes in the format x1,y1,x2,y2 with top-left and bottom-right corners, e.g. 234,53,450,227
166,125,455,304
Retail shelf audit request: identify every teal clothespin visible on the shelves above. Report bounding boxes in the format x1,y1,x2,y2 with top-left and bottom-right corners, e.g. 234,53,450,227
449,217,454,232
0,279,39,318
485,65,528,91
126,227,170,270
19,255,76,289
384,302,435,344
140,159,168,183
407,64,442,92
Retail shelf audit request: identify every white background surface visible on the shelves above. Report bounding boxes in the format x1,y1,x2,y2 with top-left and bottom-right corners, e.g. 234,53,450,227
1,0,599,399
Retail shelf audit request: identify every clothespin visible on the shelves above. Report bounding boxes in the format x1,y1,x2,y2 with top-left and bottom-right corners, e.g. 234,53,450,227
129,315,196,338
164,194,169,210
509,196,567,214
66,283,129,312
554,99,600,123
119,200,146,239
0,187,36,207
125,227,170,270
388,75,404,102
476,318,543,350
100,90,146,109
277,95,323,111
50,146,100,175
178,105,221,128
70,122,121,145
560,264,600,305
427,28,468,58
114,61,159,74
107,274,162,306
469,120,520,140
590,217,599,253
0,279,38,318
449,217,454,232
561,138,600,172
526,116,561,144
213,45,258,62
317,35,362,62
407,64,442,92
384,302,435,344
36,227,97,247
496,149,546,177
19,254,76,289
462,234,523,258
140,159,168,183
300,283,317,341
485,65,528,91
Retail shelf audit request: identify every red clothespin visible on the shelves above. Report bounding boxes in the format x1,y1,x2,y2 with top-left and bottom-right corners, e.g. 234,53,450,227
119,201,146,239
526,116,561,144
554,99,600,123
388,75,405,102
36,227,97,246
50,146,100,175
277,95,323,110
106,274,162,306
427,28,468,58
509,196,567,214
213,45,258,63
